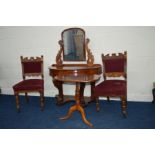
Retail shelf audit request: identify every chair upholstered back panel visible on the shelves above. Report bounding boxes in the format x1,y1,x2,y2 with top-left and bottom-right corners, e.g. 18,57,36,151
21,56,44,79
102,52,127,79
23,62,42,73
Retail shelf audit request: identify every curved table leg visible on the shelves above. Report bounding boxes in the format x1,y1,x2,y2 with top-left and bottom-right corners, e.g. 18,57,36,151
60,104,93,127
77,105,93,127
60,82,93,127
59,104,77,120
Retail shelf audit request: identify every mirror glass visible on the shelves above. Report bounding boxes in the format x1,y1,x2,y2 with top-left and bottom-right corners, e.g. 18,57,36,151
62,28,86,61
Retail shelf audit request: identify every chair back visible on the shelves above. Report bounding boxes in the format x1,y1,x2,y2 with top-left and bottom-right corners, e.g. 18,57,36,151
21,55,44,80
102,51,127,80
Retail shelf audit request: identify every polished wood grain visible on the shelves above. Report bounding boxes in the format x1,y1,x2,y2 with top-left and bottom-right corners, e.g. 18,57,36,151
50,28,102,106
49,64,102,106
55,74,100,127
49,28,102,126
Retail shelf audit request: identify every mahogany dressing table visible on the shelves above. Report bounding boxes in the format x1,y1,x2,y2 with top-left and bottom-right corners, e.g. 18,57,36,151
49,28,102,126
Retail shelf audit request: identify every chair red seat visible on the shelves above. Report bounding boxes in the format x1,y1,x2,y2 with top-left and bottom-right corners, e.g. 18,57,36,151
13,79,44,91
94,80,126,96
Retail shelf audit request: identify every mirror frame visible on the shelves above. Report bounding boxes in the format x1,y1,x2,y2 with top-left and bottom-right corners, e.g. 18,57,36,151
55,27,94,67
61,28,86,61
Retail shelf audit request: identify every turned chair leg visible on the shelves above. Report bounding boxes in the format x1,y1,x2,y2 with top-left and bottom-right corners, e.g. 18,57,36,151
121,96,127,117
25,92,29,102
152,88,155,103
107,96,110,103
15,92,20,112
40,91,44,111
96,97,100,112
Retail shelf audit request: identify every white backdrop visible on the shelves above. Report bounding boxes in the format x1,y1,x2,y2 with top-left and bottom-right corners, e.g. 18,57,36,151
0,26,155,102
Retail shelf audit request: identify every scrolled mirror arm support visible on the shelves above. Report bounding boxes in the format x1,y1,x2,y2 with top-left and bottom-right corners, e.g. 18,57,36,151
85,38,94,66
56,40,63,67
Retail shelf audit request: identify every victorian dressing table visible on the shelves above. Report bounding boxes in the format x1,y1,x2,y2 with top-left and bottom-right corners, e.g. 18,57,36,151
49,28,102,126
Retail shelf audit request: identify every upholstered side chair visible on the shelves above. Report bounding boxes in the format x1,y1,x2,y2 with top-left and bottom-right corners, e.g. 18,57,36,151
13,55,44,112
93,51,127,117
